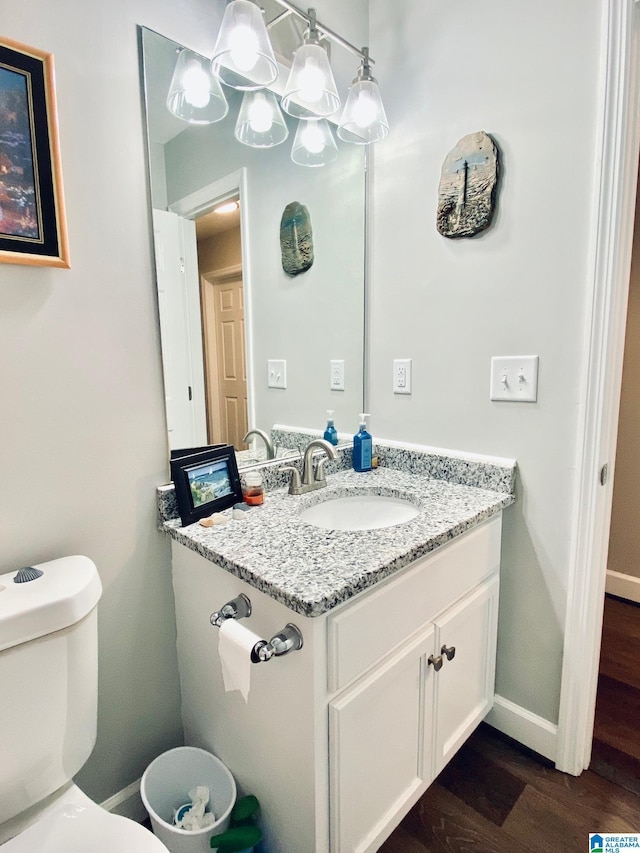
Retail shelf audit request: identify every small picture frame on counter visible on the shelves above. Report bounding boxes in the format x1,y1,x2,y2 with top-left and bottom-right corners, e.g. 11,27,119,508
170,445,243,526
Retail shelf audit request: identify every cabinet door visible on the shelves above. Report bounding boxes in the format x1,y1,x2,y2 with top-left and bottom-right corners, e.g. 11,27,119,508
432,574,499,777
329,625,436,853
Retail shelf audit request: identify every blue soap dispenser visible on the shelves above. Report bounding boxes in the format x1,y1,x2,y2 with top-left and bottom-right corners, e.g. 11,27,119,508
323,410,338,446
353,413,372,472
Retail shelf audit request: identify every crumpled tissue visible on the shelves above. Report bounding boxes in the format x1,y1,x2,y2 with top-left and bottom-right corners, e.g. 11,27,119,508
174,786,216,830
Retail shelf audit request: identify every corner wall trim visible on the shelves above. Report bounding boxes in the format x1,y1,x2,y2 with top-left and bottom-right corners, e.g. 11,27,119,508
556,0,640,776
485,694,558,764
100,778,147,823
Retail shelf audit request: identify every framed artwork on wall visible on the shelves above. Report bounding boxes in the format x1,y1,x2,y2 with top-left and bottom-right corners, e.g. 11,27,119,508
0,37,69,268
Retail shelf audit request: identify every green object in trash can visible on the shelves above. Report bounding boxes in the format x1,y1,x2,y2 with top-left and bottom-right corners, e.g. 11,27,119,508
211,795,262,852
208,825,261,851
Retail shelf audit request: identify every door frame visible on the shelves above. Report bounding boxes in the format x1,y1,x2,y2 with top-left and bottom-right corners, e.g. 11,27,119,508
169,168,256,436
556,0,640,774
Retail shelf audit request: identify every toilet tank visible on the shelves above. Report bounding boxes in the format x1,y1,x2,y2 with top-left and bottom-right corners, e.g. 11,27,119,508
0,556,102,825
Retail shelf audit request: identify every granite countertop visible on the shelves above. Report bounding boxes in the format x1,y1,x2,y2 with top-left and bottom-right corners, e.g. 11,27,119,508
162,467,514,617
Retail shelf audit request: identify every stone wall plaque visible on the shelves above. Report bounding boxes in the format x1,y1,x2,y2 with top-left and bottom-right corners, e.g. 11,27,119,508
436,131,499,238
280,201,314,276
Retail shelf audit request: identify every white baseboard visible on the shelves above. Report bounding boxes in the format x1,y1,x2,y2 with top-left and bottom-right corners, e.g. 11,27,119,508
485,694,558,764
605,569,640,604
100,778,147,823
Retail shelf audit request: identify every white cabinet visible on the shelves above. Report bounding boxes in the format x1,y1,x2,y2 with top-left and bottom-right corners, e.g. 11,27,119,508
432,574,499,776
328,573,499,853
328,626,435,853
171,514,502,853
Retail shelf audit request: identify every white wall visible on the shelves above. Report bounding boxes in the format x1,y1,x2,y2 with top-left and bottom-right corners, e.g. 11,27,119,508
1,0,609,807
0,0,233,805
1,0,369,807
369,0,603,725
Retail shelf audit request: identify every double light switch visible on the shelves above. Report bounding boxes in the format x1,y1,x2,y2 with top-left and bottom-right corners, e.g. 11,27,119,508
490,356,539,402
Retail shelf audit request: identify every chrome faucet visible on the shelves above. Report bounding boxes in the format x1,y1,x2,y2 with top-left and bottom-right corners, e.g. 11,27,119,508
285,438,338,495
243,428,276,460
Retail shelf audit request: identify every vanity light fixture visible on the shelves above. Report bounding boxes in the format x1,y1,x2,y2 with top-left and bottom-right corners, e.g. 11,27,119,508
235,90,289,147
281,9,340,119
337,48,389,145
166,1,390,150
291,118,338,167
166,48,229,124
211,0,278,91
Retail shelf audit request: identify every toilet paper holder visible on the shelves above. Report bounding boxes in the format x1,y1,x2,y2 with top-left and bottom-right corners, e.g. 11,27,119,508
210,594,304,663
250,623,304,663
210,593,252,627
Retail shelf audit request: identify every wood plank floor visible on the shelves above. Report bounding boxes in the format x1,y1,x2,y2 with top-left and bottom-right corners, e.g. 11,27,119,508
381,595,640,852
591,594,640,795
379,723,640,852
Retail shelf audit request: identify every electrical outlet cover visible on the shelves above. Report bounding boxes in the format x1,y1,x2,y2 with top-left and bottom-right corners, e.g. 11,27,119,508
330,359,345,391
393,359,412,395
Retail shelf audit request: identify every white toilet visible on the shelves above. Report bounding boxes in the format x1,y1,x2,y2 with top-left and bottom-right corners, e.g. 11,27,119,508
0,555,168,852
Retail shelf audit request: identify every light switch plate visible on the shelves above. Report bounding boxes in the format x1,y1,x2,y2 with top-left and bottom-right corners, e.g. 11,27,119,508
490,355,539,402
330,359,345,391
267,359,287,389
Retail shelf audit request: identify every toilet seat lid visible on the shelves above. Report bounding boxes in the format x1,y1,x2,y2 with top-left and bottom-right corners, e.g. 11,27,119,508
1,802,168,852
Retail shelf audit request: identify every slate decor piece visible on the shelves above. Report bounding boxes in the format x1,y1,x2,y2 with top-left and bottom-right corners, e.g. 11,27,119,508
436,131,499,238
280,201,314,276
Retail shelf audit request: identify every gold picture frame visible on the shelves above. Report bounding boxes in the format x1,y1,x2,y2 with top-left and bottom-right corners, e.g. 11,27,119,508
0,36,69,268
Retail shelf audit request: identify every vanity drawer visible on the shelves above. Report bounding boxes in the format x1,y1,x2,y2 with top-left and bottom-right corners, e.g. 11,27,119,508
326,515,502,692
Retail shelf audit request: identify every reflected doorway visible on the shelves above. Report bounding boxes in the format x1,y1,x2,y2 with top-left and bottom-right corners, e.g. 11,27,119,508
194,199,248,450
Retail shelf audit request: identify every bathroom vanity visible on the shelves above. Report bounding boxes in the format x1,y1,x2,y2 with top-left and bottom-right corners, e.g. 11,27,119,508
163,458,514,853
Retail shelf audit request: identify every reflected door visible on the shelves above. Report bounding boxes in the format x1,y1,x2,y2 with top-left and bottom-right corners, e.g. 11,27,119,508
152,209,207,449
201,268,248,449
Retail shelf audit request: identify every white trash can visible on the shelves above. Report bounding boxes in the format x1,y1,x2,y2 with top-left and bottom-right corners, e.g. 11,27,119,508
141,746,237,853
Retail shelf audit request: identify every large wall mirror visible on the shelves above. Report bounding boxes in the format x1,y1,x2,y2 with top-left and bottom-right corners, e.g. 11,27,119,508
139,21,366,461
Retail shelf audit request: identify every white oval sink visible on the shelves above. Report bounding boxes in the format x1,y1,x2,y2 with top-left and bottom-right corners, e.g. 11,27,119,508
299,494,420,531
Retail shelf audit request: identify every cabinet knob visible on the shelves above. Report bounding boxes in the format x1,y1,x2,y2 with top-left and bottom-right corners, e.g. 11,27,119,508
441,644,456,661
428,654,443,671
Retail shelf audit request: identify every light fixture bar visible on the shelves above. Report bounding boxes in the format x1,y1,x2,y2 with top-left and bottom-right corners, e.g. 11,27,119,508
265,8,294,30
267,0,375,65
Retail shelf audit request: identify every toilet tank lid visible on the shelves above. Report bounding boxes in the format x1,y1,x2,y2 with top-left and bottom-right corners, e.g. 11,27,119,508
0,556,102,652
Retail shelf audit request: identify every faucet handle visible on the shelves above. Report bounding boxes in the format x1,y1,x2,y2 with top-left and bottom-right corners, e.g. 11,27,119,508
315,456,331,483
282,466,302,495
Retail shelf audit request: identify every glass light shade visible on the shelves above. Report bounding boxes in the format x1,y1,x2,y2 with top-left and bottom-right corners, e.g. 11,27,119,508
167,49,229,124
337,77,389,144
211,0,278,91
235,90,289,148
281,43,340,119
291,119,338,167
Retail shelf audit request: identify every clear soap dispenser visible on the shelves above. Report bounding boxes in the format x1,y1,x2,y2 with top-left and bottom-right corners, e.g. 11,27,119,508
352,413,372,472
323,410,338,446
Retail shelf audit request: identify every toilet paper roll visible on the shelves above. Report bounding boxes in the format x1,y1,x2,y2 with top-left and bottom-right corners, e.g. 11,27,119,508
218,619,263,703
